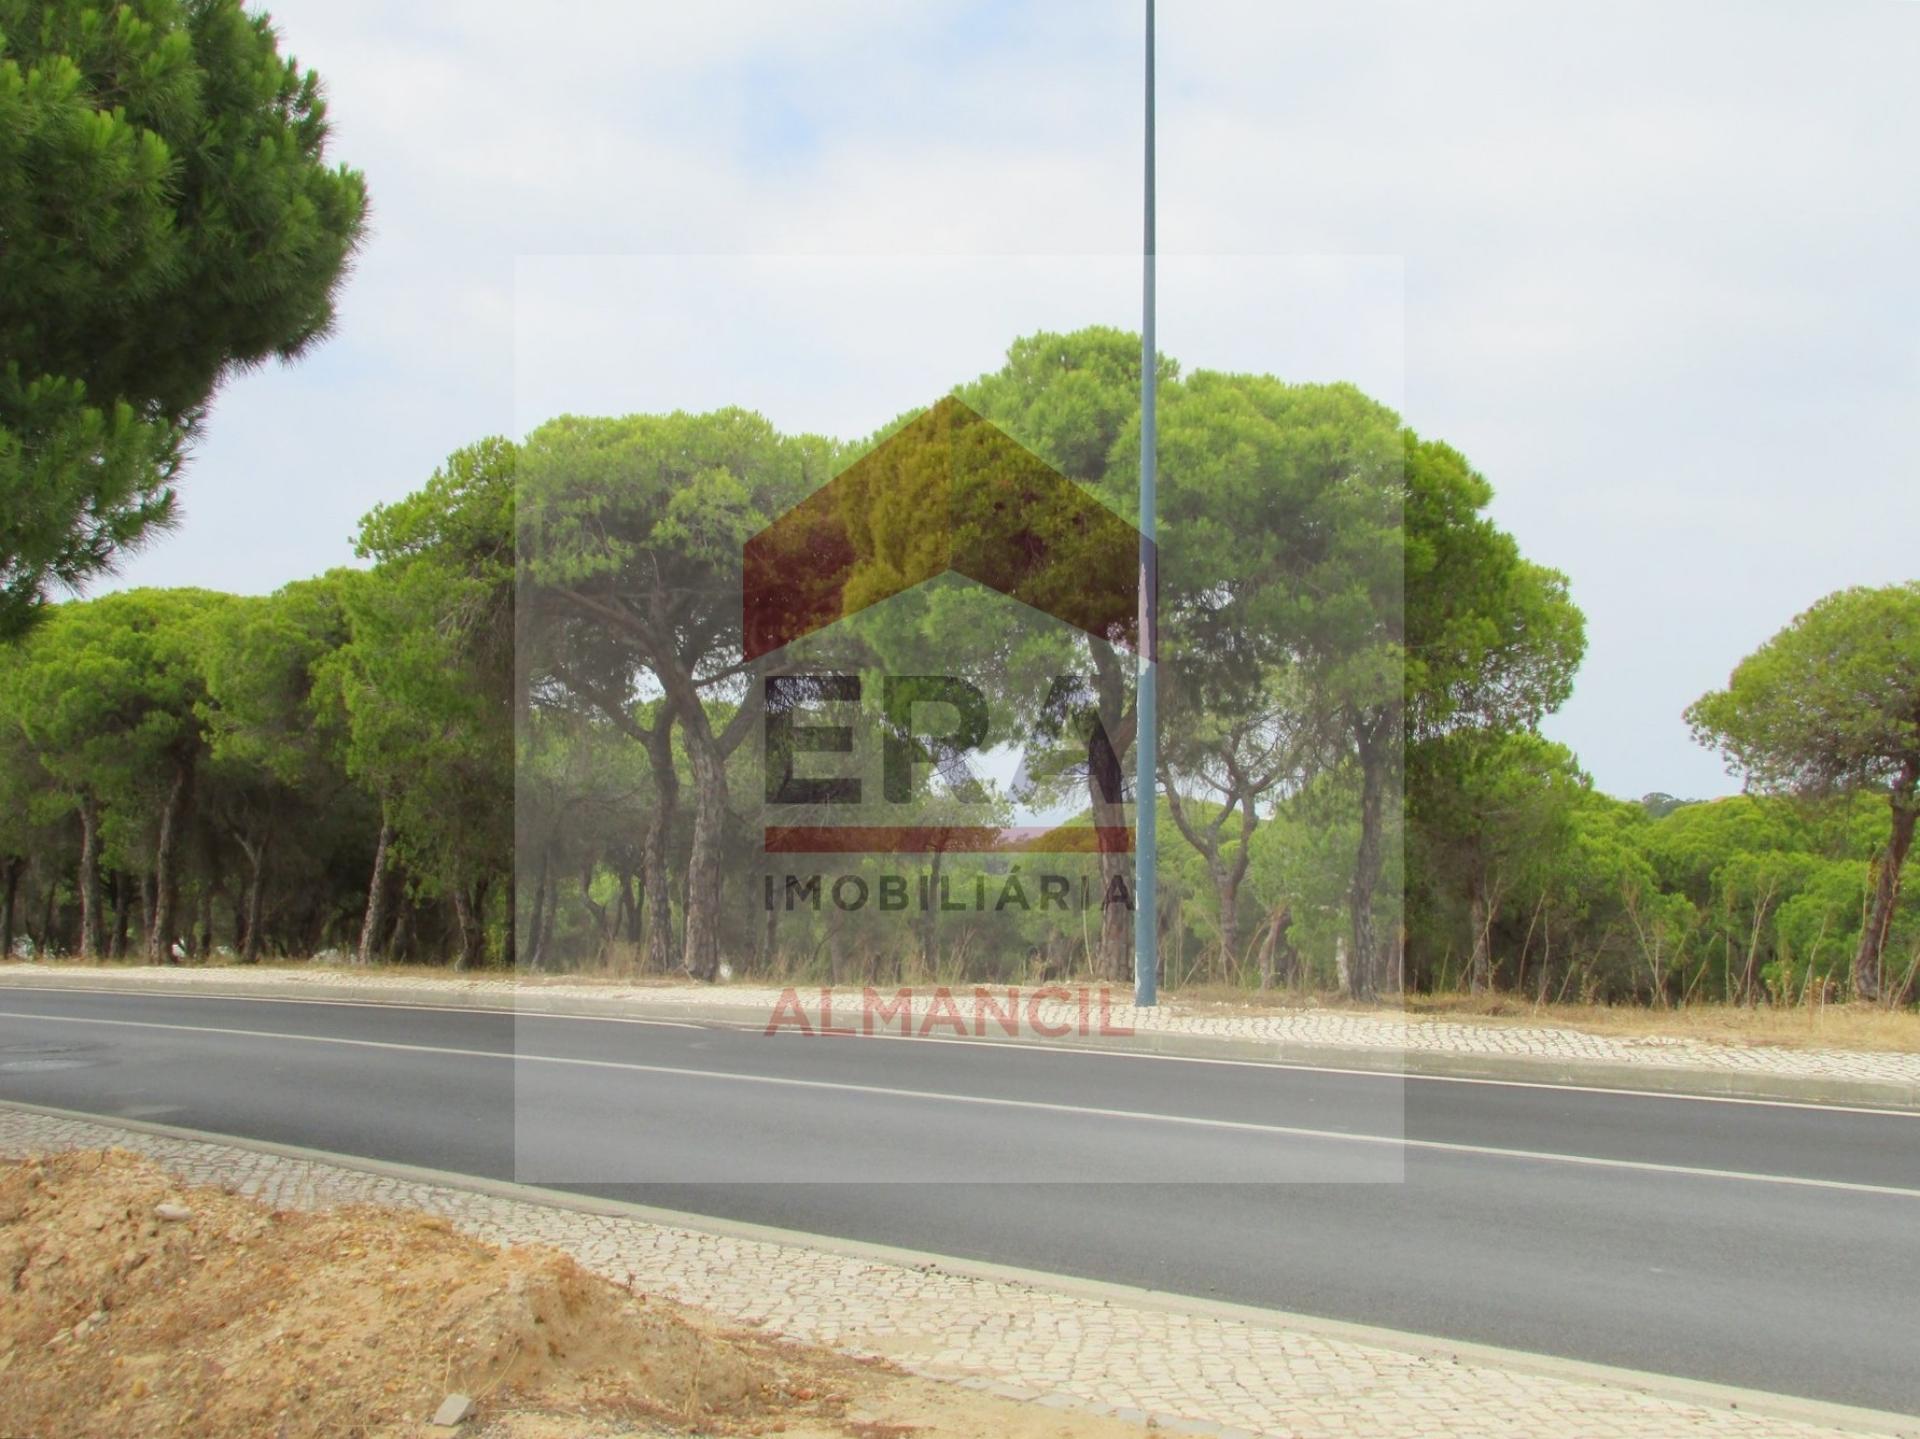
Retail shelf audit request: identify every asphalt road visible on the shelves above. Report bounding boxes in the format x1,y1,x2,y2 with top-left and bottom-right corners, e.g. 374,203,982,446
2,986,1917,1414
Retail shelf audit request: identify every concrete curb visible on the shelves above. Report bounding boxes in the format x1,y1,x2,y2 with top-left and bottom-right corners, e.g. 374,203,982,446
4,967,1919,1111
2,1097,1914,1439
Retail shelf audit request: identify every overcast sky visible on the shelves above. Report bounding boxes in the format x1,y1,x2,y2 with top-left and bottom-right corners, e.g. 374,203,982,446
101,0,1919,802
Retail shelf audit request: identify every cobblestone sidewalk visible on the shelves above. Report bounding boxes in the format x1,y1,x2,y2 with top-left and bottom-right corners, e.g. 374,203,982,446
588,982,1920,1090
0,1105,1898,1439
6,963,1916,1092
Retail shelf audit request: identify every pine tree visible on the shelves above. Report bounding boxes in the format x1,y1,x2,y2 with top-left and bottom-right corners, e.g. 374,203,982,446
0,0,367,634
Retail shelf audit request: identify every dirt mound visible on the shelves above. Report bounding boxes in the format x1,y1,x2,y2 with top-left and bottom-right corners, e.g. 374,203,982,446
1,1148,1154,1439
0,1149,768,1437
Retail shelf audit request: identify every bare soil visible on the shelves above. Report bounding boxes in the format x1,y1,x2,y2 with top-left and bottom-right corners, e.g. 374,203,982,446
0,1149,1145,1439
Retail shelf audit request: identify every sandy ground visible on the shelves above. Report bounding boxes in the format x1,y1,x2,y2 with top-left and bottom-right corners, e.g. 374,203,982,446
0,1149,1147,1439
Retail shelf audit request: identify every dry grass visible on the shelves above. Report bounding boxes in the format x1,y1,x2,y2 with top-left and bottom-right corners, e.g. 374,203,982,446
1163,983,1920,1053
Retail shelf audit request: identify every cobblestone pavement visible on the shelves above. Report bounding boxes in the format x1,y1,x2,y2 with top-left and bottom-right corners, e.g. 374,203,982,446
588,983,1920,1088
5,962,1917,1090
0,1105,1893,1439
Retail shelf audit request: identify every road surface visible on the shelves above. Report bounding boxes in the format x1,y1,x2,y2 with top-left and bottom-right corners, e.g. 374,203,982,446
1,986,1916,1414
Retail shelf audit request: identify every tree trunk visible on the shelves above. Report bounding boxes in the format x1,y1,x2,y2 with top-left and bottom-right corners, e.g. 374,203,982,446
1467,885,1493,993
1090,767,1133,982
526,847,549,971
0,856,21,963
452,883,475,971
1159,885,1181,986
110,872,130,958
642,719,678,974
621,869,640,944
1380,924,1405,996
759,886,778,974
502,868,516,970
1163,780,1256,984
1256,903,1293,991
241,831,270,964
579,858,611,962
387,895,413,963
920,846,945,976
357,817,394,967
77,794,104,960
196,884,215,961
163,868,181,962
679,726,727,982
1086,649,1135,983
1853,766,1918,1004
826,898,849,985
1213,862,1239,975
147,760,192,964
645,660,730,983
453,877,487,971
1347,716,1393,1003
37,872,56,958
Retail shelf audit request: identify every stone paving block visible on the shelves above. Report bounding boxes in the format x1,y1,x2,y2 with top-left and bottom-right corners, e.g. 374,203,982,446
0,1105,1891,1439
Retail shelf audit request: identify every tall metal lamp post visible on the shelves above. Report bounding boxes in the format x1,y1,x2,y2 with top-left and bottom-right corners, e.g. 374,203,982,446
1133,0,1159,1008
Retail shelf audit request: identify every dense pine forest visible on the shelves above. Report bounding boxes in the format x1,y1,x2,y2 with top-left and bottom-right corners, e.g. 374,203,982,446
4,328,1914,1006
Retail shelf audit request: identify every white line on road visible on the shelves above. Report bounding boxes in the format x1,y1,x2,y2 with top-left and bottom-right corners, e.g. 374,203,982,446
10,979,1918,1118
0,983,712,1030
5,1007,1918,1199
748,1019,1920,1118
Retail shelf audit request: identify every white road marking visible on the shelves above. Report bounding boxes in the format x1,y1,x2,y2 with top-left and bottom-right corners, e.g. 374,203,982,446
746,1020,1920,1119
3,1007,1917,1199
0,983,707,1029
8,981,1917,1118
